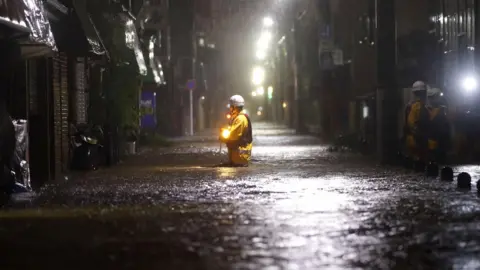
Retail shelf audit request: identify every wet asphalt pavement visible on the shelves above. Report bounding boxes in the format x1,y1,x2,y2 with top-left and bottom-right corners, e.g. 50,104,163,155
2,122,480,269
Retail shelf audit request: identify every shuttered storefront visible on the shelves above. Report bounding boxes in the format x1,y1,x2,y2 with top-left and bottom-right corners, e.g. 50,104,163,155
75,57,87,124
51,52,70,177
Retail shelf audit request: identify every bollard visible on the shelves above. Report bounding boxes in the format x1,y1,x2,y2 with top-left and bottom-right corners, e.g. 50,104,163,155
425,162,439,178
457,172,472,189
440,167,454,181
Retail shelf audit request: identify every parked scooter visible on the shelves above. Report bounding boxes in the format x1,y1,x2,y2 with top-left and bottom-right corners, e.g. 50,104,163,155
70,124,104,171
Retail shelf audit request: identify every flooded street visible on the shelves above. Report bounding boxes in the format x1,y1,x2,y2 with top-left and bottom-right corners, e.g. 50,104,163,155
2,123,480,269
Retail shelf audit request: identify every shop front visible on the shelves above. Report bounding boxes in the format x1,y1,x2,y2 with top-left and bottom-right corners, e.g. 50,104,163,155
0,0,57,190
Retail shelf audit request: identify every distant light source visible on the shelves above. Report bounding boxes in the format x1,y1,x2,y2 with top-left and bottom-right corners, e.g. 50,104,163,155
252,66,265,86
363,106,369,118
257,31,272,50
267,86,273,99
256,50,266,60
263,16,274,27
251,91,257,97
201,96,205,100
282,102,287,108
256,86,265,95
257,111,262,116
199,38,205,47
461,76,478,92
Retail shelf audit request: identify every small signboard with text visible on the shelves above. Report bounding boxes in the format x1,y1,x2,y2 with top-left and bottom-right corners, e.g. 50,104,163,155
140,91,156,129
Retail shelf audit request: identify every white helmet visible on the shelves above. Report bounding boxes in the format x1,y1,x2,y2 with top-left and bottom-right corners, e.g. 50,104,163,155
229,95,245,107
412,81,427,92
427,87,442,97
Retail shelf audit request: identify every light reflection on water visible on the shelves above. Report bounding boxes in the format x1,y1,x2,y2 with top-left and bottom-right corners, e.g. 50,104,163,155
14,123,480,269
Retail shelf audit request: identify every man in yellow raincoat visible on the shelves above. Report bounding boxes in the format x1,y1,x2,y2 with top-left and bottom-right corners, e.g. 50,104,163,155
403,81,430,163
220,95,253,166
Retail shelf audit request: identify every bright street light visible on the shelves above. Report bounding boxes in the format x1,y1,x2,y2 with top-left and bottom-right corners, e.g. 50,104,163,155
256,50,266,60
251,91,257,97
461,75,478,92
252,66,265,86
263,16,274,27
257,31,272,50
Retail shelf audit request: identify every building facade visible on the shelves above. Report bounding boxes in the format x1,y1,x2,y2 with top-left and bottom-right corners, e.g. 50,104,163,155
1,0,150,189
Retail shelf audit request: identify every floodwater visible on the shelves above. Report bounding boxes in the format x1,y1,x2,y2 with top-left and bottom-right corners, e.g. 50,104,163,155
1,123,480,269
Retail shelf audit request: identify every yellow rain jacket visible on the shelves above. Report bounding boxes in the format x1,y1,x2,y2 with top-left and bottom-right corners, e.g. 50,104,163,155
404,100,430,160
225,113,253,166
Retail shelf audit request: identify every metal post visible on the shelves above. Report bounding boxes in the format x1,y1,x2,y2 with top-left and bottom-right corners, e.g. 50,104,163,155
189,88,193,135
375,0,397,163
292,19,300,132
190,0,196,136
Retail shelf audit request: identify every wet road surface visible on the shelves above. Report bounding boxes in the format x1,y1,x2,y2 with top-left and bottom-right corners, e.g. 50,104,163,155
2,123,480,269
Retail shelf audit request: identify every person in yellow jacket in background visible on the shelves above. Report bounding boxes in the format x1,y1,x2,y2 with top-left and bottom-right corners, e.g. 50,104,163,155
426,87,450,163
403,81,431,165
219,95,253,167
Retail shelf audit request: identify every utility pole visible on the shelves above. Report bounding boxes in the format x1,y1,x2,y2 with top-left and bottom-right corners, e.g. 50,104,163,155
375,0,398,163
190,0,196,136
292,18,301,132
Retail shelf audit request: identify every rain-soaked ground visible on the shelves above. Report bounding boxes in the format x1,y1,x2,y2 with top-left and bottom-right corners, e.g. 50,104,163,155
2,122,480,270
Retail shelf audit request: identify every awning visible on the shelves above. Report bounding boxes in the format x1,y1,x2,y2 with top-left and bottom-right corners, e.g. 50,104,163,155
146,35,166,85
0,0,56,49
71,0,107,56
45,0,108,58
86,1,146,75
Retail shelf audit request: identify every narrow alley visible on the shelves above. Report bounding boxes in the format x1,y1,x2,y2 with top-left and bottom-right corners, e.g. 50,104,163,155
1,123,480,269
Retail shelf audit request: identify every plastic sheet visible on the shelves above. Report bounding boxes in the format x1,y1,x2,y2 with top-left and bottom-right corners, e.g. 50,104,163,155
72,0,107,56
23,0,57,49
12,119,31,192
0,0,56,48
125,19,147,75
148,35,166,85
0,0,29,31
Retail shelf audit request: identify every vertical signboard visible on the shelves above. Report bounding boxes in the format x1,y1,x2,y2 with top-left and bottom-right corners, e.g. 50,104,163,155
140,91,156,129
